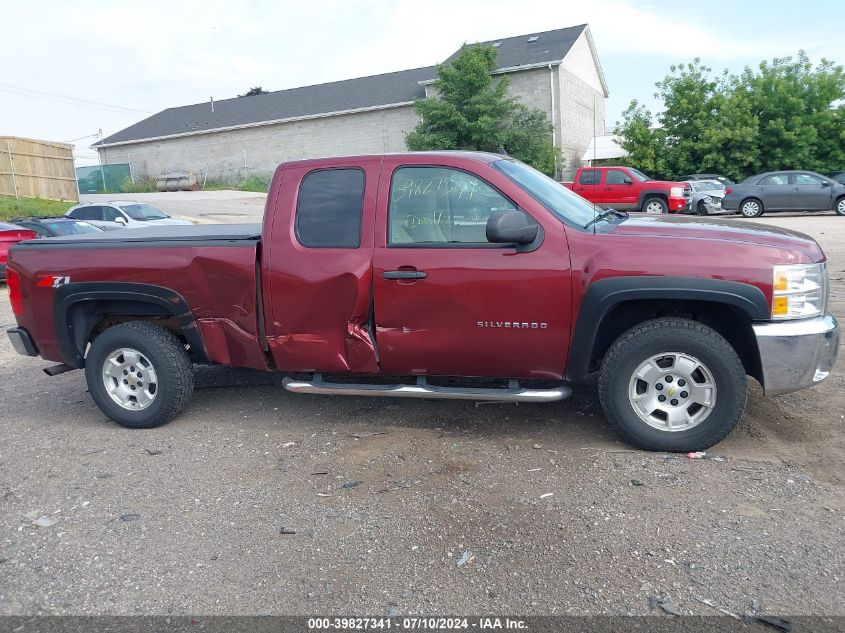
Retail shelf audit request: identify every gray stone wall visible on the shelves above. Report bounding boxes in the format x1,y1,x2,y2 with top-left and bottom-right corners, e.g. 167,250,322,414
99,105,419,181
558,66,606,172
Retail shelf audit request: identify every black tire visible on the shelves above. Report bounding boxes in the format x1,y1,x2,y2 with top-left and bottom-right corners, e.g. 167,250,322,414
85,321,194,429
739,198,764,218
696,200,708,216
835,196,845,216
597,318,747,452
642,197,669,214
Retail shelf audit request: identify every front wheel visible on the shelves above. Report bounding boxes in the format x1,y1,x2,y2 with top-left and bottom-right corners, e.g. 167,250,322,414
85,321,194,428
643,197,669,214
835,197,845,216
598,318,747,452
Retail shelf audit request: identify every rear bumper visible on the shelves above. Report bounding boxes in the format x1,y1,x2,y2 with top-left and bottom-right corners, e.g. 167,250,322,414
7,326,38,357
753,315,839,395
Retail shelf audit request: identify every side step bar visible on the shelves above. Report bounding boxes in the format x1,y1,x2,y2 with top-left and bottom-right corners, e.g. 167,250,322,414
282,374,571,403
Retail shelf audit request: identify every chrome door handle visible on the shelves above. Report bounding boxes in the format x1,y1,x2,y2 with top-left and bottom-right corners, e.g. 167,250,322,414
383,270,428,280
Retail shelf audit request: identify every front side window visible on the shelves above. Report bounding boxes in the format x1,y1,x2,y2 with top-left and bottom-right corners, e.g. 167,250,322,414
605,169,629,185
578,169,601,185
793,173,824,185
295,168,364,248
388,167,518,245
103,206,123,222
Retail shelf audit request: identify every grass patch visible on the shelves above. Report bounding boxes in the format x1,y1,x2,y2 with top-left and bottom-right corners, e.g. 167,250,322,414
0,195,73,222
202,175,271,193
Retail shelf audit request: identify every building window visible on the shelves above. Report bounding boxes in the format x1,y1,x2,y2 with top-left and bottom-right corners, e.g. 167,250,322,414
295,168,365,248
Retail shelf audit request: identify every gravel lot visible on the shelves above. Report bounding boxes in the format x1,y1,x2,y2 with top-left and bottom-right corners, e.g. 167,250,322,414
0,212,843,617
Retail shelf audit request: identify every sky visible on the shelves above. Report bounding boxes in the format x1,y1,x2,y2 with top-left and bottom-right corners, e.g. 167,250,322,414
1,0,842,166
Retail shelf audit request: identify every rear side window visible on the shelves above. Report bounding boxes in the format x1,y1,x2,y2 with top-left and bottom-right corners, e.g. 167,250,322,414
70,206,102,221
578,169,601,185
760,174,788,185
295,169,365,248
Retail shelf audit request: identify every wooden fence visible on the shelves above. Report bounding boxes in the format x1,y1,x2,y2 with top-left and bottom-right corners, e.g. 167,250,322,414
0,136,79,202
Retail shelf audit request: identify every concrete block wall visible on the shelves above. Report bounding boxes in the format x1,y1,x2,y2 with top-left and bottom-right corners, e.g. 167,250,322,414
99,105,420,180
558,66,606,171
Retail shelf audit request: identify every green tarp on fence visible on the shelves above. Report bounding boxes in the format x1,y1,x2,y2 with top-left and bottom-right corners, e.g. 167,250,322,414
76,164,130,193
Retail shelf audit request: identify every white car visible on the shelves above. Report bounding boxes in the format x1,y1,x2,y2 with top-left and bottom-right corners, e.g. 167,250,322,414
65,201,193,230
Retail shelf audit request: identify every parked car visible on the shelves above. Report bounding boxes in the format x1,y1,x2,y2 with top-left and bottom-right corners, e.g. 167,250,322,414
561,166,691,214
6,152,839,452
65,201,193,230
677,173,734,187
722,170,845,217
12,216,103,237
0,222,37,280
825,171,845,185
682,180,729,216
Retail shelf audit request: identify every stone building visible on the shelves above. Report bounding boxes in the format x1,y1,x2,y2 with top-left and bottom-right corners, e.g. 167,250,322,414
94,24,608,180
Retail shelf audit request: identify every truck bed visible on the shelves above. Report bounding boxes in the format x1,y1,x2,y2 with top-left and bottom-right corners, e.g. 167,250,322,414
16,223,262,247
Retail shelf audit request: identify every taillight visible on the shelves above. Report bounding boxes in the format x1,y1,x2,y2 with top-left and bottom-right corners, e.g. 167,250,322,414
725,188,733,195
7,268,24,317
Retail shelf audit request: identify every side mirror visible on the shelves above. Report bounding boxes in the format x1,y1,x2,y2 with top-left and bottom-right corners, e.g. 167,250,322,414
821,180,831,187
624,177,634,184
486,210,538,245
114,216,127,225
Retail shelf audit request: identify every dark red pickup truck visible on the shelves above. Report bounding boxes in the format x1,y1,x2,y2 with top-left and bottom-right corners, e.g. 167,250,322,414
562,166,691,214
5,152,839,451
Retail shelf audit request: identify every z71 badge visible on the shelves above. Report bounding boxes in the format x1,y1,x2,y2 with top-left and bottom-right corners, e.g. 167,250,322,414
36,275,71,288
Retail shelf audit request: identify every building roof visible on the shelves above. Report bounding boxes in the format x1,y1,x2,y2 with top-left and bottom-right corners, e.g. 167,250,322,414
96,66,435,146
440,24,587,74
97,24,593,148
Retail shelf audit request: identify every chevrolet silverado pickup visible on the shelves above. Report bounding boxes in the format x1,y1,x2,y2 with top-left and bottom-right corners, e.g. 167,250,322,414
562,166,691,214
5,152,839,452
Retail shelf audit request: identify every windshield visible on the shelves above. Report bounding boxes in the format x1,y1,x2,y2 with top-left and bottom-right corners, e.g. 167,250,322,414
48,220,101,235
120,203,169,221
627,168,650,182
492,159,602,228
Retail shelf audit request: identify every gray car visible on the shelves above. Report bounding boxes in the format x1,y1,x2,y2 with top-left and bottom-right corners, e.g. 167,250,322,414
722,170,845,218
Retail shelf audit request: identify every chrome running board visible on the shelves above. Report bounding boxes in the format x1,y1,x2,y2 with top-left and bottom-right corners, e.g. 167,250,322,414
282,374,571,403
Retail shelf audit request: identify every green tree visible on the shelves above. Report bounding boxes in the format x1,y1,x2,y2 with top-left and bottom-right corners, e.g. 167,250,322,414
615,51,845,180
406,44,560,176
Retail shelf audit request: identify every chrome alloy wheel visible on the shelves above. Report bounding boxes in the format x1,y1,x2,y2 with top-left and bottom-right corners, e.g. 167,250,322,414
741,200,760,217
645,200,665,214
628,352,717,432
102,347,158,410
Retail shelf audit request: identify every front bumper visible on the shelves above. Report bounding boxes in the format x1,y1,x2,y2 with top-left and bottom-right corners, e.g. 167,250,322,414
7,326,38,357
753,315,839,395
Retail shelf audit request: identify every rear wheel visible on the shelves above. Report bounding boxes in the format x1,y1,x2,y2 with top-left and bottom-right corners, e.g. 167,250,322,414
598,318,747,452
740,199,763,218
835,197,845,216
85,321,194,429
643,197,669,214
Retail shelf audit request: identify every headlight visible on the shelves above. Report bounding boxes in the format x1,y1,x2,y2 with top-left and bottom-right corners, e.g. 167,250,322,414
771,263,827,320
670,186,685,197
702,195,713,203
